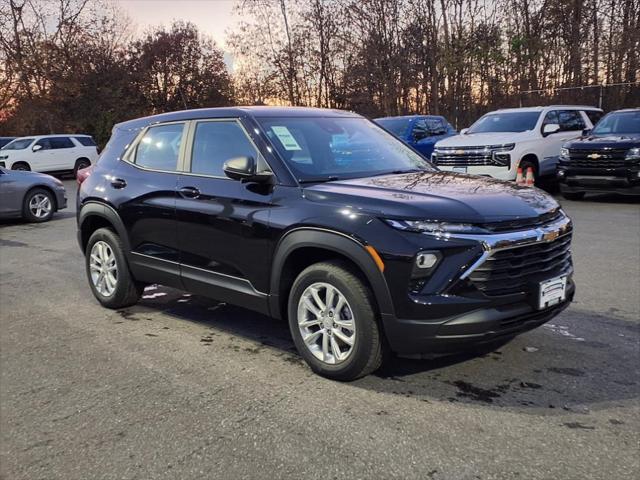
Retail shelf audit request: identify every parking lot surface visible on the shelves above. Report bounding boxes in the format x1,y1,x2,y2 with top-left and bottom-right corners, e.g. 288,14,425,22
1,180,639,480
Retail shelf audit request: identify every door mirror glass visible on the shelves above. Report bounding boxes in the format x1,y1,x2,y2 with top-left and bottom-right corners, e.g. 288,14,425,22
224,156,273,183
543,123,560,135
32,144,42,152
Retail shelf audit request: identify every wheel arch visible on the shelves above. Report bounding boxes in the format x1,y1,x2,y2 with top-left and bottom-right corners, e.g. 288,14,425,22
519,153,539,171
269,228,395,321
78,201,130,254
11,160,30,170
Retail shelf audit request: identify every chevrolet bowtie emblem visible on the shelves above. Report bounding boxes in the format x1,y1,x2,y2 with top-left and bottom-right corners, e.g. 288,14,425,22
454,150,465,155
542,230,560,242
587,153,602,159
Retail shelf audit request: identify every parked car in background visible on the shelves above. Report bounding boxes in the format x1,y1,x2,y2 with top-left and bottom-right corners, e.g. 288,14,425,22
375,115,456,158
557,108,640,199
0,134,98,176
77,106,574,381
0,137,16,148
0,167,67,222
432,105,603,184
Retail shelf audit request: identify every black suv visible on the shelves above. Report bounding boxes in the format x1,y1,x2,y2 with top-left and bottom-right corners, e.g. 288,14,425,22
78,107,574,380
558,108,640,199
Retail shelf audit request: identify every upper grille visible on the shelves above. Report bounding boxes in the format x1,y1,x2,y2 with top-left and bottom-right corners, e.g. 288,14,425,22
481,209,564,233
469,233,572,296
434,146,507,167
568,148,631,168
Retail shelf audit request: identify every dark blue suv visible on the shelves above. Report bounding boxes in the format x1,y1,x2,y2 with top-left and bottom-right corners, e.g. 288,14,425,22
78,107,574,380
374,115,456,158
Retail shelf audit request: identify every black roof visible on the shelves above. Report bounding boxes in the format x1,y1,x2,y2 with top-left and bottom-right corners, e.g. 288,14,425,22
115,106,361,131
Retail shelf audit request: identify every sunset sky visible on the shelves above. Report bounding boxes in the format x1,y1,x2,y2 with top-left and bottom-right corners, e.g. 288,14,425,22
118,0,237,47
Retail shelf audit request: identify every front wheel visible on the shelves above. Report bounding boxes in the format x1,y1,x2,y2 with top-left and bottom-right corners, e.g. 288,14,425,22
74,158,91,177
23,188,54,222
86,228,142,309
288,261,384,381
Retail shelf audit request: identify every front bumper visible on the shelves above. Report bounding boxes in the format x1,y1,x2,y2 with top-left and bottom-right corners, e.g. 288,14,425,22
54,187,68,211
382,283,574,356
559,174,640,195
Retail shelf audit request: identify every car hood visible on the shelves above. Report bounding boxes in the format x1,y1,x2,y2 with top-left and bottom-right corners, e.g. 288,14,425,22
435,131,532,148
303,171,558,223
564,133,640,149
4,169,60,183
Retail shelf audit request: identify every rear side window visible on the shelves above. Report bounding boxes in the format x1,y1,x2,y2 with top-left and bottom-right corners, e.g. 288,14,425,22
49,137,75,149
557,111,586,131
74,136,97,147
585,110,603,126
190,121,261,177
134,123,184,171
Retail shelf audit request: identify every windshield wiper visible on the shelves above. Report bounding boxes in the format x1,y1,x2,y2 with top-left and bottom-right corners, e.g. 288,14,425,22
298,176,340,184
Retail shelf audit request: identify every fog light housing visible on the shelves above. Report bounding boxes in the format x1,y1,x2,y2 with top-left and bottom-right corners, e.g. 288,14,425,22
557,169,566,177
416,252,438,269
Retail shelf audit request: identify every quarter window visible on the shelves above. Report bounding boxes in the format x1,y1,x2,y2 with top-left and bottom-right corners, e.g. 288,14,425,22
134,123,184,171
190,121,262,177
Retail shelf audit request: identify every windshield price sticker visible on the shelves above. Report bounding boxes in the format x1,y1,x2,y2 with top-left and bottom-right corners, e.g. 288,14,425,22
272,126,302,151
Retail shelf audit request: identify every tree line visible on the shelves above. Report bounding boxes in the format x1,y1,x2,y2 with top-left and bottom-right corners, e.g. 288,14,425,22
1,0,638,146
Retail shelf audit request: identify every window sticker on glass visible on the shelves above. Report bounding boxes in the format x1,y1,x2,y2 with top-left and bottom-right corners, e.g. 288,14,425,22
271,126,302,151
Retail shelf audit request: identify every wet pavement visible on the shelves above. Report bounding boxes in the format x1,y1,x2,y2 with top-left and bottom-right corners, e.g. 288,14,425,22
1,180,638,479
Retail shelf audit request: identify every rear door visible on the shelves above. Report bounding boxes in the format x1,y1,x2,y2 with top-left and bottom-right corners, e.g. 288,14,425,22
115,122,187,289
175,118,274,312
48,137,76,169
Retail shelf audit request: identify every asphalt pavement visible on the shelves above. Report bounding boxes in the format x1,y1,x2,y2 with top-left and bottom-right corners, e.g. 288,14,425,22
1,180,639,480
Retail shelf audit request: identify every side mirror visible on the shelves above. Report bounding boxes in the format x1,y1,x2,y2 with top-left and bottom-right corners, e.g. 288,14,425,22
460,128,468,135
582,128,592,136
223,156,273,183
543,123,560,136
32,144,42,152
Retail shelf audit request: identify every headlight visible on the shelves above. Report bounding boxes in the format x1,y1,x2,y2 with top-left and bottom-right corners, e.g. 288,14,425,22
493,143,515,152
626,147,640,160
559,147,570,160
384,219,489,235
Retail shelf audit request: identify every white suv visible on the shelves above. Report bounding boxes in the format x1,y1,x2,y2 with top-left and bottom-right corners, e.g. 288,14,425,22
0,135,99,175
432,106,603,182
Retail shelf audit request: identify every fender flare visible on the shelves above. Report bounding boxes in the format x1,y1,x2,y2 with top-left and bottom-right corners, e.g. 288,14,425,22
268,228,395,319
77,201,131,253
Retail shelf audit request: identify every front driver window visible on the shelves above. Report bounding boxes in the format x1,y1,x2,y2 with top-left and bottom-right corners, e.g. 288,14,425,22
190,120,264,177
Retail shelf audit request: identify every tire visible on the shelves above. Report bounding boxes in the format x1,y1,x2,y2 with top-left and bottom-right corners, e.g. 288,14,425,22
74,158,91,177
22,188,55,222
519,160,537,185
85,227,142,309
12,162,30,171
288,260,384,381
561,191,585,201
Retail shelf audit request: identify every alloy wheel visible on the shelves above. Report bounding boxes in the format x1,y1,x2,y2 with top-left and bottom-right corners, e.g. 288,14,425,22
89,240,118,297
29,193,52,219
297,282,356,364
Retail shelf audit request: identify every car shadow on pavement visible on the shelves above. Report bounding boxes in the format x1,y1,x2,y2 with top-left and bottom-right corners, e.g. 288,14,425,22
0,211,75,227
126,285,639,417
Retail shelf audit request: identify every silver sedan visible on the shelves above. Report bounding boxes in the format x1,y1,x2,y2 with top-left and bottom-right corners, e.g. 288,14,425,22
0,167,67,222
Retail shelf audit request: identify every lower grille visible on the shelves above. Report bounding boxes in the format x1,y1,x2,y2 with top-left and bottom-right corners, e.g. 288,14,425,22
568,148,631,168
469,234,573,296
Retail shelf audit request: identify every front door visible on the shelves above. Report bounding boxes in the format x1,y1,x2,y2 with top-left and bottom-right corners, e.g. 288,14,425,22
175,119,274,313
541,110,587,161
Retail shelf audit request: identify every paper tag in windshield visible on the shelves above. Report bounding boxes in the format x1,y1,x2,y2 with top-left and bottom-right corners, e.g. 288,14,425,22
271,126,302,151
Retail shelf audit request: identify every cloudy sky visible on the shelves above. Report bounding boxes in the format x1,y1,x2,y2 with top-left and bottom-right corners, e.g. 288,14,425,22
118,0,237,47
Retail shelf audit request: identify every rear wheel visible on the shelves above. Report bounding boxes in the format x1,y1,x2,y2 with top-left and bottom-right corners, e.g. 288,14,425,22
22,188,54,222
74,158,91,177
288,260,384,381
561,191,585,201
86,228,142,309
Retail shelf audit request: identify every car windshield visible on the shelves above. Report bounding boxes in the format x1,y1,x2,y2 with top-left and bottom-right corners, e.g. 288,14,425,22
467,111,540,133
375,117,411,138
258,117,433,182
592,111,640,134
1,138,35,150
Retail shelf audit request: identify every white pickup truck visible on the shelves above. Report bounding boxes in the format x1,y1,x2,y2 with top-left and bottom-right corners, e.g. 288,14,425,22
432,106,603,183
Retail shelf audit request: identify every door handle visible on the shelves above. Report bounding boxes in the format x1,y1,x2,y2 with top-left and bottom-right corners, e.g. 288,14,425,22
179,186,200,199
110,178,127,189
